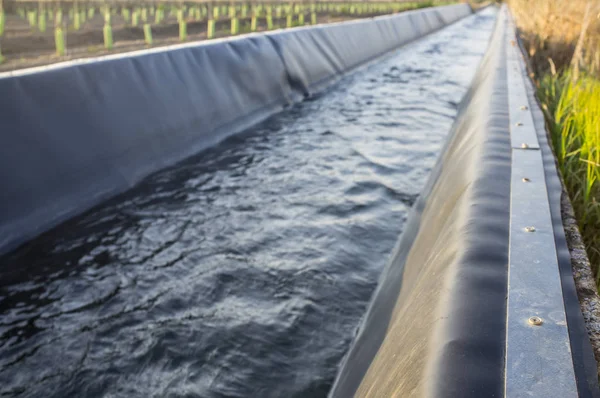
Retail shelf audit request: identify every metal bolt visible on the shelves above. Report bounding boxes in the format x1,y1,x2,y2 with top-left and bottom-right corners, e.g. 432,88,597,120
521,143,530,149
525,226,536,232
528,316,543,326
520,105,528,111
516,122,524,126
522,177,530,182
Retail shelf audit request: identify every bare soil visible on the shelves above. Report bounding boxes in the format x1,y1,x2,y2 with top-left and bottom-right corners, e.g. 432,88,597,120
0,12,380,72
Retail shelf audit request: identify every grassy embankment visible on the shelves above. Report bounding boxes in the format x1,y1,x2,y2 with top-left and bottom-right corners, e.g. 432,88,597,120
508,0,600,285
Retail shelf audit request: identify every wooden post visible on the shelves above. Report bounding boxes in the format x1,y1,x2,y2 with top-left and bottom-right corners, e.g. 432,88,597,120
178,8,186,41
0,0,4,64
55,8,65,55
38,1,46,32
250,4,257,31
207,18,215,38
28,10,37,28
122,7,130,22
230,2,238,34
132,8,139,26
154,6,161,24
266,5,273,30
103,6,113,49
286,3,292,28
207,3,215,38
73,1,80,30
0,0,4,37
143,23,152,45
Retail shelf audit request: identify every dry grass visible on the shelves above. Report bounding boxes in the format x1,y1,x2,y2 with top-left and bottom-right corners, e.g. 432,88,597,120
507,0,600,77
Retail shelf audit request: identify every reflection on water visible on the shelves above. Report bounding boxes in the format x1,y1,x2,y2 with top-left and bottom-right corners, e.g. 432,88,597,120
0,8,497,397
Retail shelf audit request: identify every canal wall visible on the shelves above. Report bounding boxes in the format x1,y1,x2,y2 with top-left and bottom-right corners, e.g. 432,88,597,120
0,3,471,254
330,6,600,398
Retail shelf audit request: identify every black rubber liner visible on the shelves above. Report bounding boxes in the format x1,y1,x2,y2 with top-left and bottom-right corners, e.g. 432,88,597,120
0,4,471,255
330,8,600,397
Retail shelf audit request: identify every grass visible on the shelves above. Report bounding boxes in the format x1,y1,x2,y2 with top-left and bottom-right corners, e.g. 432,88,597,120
538,72,600,282
508,0,600,284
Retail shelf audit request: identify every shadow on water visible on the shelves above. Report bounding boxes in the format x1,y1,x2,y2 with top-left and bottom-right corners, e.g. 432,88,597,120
0,8,498,398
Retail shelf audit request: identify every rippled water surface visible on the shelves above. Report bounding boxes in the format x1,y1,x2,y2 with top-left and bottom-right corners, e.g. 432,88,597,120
1,8,497,397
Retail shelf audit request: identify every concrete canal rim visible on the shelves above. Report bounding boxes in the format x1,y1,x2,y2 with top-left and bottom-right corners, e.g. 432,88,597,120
0,3,598,397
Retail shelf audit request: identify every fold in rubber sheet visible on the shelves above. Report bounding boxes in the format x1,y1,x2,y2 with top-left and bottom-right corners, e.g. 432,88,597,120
0,4,471,255
330,7,599,398
266,4,471,95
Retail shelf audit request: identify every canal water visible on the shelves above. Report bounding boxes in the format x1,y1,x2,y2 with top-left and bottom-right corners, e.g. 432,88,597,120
0,8,497,398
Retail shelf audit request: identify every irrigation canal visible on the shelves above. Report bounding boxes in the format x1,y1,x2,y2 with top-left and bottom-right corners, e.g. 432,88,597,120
0,8,497,397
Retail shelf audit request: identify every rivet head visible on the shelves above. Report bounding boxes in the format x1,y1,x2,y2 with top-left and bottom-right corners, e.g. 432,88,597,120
522,177,531,182
525,226,536,232
528,316,543,326
516,122,524,126
520,105,528,110
521,143,529,149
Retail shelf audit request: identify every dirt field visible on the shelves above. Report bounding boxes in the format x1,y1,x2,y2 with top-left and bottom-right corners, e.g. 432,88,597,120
0,10,379,72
